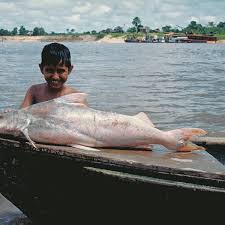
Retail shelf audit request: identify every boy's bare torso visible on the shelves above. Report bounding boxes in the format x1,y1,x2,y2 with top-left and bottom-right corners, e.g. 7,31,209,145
20,83,86,108
32,83,78,103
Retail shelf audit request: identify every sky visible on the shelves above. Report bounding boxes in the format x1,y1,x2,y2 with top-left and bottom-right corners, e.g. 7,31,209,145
1,0,225,33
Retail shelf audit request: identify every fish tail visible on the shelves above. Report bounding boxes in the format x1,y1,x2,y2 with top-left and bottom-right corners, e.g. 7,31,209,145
165,128,207,152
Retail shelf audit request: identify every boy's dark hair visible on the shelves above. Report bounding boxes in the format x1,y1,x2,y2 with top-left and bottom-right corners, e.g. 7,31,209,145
40,42,72,67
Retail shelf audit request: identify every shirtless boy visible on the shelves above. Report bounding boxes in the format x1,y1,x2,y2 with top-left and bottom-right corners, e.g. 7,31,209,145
20,42,87,108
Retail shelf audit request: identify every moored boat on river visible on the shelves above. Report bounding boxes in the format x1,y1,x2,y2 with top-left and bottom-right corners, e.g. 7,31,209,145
164,33,217,43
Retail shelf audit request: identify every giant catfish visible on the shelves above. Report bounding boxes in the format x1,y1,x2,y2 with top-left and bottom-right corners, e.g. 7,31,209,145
0,93,206,151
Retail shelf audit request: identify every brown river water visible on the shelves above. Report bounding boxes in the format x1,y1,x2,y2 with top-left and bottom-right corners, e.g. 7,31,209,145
0,41,225,224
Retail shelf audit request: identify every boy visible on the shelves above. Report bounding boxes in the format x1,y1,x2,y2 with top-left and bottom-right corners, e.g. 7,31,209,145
20,42,87,108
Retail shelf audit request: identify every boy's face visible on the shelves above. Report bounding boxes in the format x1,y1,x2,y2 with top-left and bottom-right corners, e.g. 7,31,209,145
39,63,73,89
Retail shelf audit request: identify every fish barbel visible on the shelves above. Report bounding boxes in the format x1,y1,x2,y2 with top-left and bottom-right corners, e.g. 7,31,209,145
0,93,207,152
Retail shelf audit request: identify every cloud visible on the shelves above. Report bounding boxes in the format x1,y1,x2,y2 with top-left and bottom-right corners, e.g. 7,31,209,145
91,4,111,16
121,0,144,11
25,0,67,8
0,0,225,32
0,2,16,11
64,14,81,24
72,2,92,14
72,2,111,16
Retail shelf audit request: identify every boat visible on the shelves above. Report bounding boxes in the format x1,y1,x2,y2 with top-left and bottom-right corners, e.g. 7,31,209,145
125,34,165,43
164,33,217,43
0,134,225,223
165,34,189,43
124,39,152,43
187,34,217,43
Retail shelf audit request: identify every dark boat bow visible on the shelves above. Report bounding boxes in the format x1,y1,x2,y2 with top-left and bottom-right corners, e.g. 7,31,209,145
0,134,225,223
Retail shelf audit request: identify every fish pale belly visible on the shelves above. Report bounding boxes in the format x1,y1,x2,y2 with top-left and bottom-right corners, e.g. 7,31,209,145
26,111,164,147
27,119,105,146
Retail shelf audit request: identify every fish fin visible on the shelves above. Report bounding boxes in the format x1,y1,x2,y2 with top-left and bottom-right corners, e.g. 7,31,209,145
55,93,88,106
177,141,206,152
19,118,38,149
69,144,101,152
166,128,207,152
134,112,155,127
21,128,38,149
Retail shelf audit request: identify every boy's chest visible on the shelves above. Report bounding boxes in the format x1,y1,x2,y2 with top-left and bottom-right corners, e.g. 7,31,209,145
34,89,65,104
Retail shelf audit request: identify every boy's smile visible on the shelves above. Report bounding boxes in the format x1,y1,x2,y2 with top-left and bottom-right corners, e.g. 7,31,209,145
40,64,73,89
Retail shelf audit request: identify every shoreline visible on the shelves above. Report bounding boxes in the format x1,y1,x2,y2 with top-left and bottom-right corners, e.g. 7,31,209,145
0,35,126,44
1,35,225,44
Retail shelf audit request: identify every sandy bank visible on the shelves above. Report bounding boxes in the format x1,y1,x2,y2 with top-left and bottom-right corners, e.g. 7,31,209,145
1,36,43,42
0,34,125,43
216,39,225,44
96,35,125,43
0,35,98,42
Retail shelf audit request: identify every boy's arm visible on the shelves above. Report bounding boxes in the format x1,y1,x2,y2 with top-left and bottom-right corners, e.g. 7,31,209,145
20,87,34,109
68,88,89,106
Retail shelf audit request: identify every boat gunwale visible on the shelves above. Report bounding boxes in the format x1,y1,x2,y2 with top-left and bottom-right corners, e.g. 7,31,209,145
0,135,225,191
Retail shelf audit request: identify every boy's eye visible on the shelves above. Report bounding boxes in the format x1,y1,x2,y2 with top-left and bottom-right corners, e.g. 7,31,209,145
45,68,54,73
57,69,65,74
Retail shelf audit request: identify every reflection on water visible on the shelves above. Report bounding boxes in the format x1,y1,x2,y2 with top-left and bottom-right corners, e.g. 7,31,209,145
0,194,31,225
0,41,225,223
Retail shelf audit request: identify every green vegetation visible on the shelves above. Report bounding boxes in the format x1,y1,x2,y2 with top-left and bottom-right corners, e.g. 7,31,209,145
1,17,225,39
214,34,225,40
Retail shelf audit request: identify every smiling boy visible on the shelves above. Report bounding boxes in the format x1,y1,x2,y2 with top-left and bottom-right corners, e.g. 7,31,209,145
20,42,87,108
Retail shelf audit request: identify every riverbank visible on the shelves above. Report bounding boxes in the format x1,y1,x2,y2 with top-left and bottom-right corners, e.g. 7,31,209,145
1,34,225,43
0,34,98,42
0,34,126,43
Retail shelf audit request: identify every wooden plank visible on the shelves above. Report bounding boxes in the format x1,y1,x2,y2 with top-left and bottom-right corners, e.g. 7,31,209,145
193,136,225,146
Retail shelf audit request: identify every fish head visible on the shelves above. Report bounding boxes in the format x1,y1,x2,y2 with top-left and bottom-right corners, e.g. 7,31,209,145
0,110,22,135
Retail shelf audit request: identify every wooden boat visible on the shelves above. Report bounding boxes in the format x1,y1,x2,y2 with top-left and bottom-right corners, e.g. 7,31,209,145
187,34,217,43
180,38,207,43
0,134,225,223
124,39,152,43
164,33,217,43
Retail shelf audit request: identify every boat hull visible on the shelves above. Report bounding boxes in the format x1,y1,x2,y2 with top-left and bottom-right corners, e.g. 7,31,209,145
0,135,225,223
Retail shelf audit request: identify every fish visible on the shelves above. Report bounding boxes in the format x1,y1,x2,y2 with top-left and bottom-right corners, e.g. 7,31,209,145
0,93,207,152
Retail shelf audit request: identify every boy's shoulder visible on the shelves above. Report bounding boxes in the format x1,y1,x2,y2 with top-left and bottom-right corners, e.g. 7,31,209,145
29,83,46,91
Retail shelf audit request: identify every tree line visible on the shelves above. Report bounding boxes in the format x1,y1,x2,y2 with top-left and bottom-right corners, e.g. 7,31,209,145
1,17,225,36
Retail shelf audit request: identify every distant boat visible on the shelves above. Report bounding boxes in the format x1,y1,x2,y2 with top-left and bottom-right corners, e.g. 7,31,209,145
125,36,165,43
186,34,217,43
124,39,152,43
165,33,217,43
167,36,188,43
125,33,217,44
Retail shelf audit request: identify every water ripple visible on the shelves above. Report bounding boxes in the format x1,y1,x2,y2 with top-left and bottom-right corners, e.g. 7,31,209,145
0,42,225,135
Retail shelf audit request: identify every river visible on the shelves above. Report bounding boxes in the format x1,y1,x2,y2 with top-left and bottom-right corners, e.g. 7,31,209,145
0,41,225,223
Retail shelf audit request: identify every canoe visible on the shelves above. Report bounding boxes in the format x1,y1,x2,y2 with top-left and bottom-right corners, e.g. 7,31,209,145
0,134,224,223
